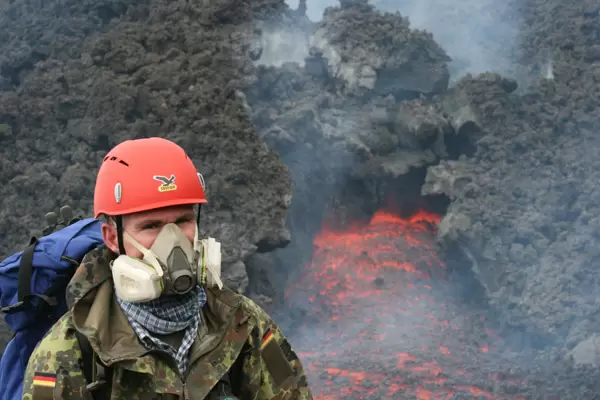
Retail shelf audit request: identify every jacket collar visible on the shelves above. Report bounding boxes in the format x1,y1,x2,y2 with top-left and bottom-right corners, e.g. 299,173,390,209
68,246,244,366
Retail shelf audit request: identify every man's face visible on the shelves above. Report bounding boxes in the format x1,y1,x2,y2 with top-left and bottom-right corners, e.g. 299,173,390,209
101,204,197,258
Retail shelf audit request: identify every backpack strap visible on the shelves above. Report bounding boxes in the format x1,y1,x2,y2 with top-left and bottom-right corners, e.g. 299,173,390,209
17,238,40,306
75,330,113,400
0,238,59,315
2,205,84,315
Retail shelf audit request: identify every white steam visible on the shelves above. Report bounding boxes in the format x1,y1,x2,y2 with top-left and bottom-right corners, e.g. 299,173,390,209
282,0,523,81
542,59,555,80
257,26,311,67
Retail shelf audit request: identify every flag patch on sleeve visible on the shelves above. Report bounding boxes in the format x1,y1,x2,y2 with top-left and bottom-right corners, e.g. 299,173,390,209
32,372,56,399
33,372,56,387
261,328,275,350
260,327,294,387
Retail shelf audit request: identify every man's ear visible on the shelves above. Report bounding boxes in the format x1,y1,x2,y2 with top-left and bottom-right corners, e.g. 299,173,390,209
101,223,120,254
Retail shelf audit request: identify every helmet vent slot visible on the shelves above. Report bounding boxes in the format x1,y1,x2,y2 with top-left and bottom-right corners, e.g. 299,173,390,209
102,155,129,167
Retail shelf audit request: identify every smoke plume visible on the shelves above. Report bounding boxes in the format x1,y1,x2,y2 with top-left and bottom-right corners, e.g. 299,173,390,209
283,0,522,80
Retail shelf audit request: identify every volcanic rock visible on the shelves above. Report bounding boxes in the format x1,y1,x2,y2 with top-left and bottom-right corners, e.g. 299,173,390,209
309,0,451,97
391,99,451,158
424,58,600,342
246,63,456,289
245,252,285,312
247,1,461,206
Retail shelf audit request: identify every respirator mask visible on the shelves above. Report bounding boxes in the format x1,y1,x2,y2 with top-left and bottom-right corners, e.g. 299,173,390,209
110,223,223,303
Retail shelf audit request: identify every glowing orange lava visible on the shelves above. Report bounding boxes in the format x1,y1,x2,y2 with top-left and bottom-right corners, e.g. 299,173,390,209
285,209,526,399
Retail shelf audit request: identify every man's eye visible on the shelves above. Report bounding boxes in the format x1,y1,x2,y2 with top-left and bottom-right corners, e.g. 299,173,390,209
142,223,161,230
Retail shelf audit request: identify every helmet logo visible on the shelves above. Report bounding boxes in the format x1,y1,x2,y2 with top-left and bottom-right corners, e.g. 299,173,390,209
153,175,178,192
114,182,122,203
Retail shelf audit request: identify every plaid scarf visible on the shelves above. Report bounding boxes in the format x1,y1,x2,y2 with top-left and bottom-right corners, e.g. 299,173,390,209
117,285,207,375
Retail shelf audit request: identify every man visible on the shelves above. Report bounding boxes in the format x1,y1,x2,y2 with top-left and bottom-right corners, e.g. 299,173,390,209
21,137,313,399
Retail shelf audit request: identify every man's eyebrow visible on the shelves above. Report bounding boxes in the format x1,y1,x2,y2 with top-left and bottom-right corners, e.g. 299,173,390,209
136,213,196,228
136,219,163,228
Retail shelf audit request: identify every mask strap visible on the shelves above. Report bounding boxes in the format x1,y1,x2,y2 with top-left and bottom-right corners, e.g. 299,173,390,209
122,232,164,278
196,204,202,230
115,216,126,255
193,204,202,252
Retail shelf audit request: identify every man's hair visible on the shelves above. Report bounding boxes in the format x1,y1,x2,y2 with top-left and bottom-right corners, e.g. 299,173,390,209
97,213,115,224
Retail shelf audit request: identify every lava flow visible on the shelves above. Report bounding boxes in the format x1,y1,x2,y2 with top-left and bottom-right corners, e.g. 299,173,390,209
283,209,527,400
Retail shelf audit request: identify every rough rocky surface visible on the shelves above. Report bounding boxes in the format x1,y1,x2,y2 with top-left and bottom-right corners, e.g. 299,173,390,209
310,0,450,96
422,2,600,350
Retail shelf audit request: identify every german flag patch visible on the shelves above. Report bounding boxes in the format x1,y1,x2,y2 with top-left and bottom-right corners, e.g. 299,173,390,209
32,372,56,399
260,327,294,387
261,328,275,350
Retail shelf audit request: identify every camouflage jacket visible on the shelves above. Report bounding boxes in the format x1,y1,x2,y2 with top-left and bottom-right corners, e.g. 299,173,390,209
22,246,313,400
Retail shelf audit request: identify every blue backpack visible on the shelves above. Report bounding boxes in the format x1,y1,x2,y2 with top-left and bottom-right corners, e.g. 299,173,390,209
0,206,104,400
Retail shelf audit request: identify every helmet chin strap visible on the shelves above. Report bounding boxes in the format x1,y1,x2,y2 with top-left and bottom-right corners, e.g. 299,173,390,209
193,204,202,256
116,215,126,255
196,204,202,232
114,204,202,256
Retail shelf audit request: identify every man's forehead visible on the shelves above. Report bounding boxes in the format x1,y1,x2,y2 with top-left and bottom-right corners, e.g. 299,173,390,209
129,205,195,223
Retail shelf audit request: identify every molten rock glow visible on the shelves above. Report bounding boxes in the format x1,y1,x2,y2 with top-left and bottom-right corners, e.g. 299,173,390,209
285,210,526,399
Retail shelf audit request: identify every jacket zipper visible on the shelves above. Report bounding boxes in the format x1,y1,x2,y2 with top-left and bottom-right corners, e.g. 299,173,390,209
102,304,245,399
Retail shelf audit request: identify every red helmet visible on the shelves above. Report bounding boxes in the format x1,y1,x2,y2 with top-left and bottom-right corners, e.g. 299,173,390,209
93,137,207,218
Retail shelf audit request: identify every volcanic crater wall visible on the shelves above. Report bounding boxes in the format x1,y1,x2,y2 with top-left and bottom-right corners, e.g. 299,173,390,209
245,0,600,364
424,1,600,355
243,0,479,309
